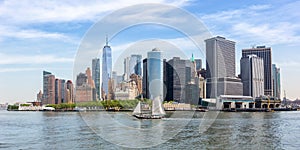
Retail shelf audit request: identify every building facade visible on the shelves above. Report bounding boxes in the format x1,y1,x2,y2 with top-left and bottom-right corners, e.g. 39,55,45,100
65,80,74,103
165,57,192,103
130,54,142,76
142,59,148,98
147,48,163,100
92,58,101,100
242,46,272,96
205,36,242,98
75,68,96,102
240,55,264,98
123,57,131,81
102,37,112,99
272,64,281,99
42,71,55,105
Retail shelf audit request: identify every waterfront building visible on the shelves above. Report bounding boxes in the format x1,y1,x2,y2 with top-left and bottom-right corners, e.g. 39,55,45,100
242,46,273,96
165,57,192,103
55,79,62,104
185,82,200,105
42,71,55,105
255,96,281,108
240,55,264,98
75,68,95,102
123,54,143,81
102,36,112,100
205,36,242,98
130,54,142,76
272,64,281,99
216,95,255,110
55,79,66,104
92,58,101,100
123,57,131,81
142,58,148,98
114,74,141,100
147,48,163,100
163,103,192,111
65,80,74,103
86,67,96,101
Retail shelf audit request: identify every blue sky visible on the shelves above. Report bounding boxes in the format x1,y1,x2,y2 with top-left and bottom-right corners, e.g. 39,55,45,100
0,0,299,103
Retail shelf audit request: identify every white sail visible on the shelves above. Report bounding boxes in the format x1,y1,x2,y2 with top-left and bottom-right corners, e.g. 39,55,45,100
133,101,141,115
151,96,166,116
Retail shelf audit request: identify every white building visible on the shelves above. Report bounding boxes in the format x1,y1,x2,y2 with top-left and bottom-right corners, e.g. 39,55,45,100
241,55,264,98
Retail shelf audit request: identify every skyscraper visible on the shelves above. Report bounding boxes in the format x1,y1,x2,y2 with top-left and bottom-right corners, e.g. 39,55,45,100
272,64,281,99
206,36,236,79
142,58,148,98
242,46,272,96
42,71,55,105
147,48,163,100
195,59,202,71
165,57,191,102
55,79,66,104
75,68,95,102
124,54,142,81
92,58,101,100
55,79,62,104
130,54,142,76
205,36,243,98
123,57,130,81
240,55,264,98
101,36,112,100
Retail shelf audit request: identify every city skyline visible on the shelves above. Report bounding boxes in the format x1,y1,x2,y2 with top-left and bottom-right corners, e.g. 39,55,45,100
1,1,300,103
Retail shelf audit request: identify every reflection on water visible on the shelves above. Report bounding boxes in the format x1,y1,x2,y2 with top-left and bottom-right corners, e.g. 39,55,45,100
0,111,299,149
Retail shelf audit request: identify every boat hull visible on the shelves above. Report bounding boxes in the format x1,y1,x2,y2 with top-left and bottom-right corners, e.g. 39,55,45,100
133,114,163,119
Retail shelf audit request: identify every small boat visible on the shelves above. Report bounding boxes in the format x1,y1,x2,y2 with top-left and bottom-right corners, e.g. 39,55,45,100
133,96,166,119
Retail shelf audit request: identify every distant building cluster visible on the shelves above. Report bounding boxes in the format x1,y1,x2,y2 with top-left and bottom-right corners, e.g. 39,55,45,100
39,71,74,105
39,35,281,107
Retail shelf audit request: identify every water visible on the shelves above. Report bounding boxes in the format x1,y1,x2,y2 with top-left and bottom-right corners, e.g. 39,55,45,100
0,110,299,149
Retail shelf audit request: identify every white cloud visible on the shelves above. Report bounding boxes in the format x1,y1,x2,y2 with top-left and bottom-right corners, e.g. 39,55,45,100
232,22,300,45
0,0,190,24
0,25,69,40
0,53,74,65
0,0,191,41
200,3,300,46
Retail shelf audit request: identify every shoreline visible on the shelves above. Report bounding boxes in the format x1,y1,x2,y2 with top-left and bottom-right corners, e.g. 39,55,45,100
6,108,299,112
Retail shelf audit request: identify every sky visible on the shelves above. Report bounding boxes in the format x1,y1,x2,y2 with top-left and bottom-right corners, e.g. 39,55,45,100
0,0,300,103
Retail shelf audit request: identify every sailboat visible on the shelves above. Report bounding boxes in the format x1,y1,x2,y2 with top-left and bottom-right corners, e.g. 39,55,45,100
133,96,166,119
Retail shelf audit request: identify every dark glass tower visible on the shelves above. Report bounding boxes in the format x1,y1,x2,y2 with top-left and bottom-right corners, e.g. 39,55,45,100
242,46,272,96
92,58,100,100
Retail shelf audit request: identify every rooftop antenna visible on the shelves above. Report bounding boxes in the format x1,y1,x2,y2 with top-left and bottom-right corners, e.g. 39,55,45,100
105,34,108,46
251,44,256,48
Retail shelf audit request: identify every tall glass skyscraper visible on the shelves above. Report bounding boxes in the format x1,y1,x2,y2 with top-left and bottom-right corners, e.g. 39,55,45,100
101,36,112,99
147,48,163,99
272,64,281,99
129,54,142,76
92,58,100,100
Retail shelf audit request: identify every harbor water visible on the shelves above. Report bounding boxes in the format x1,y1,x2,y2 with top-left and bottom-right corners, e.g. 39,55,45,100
0,110,299,149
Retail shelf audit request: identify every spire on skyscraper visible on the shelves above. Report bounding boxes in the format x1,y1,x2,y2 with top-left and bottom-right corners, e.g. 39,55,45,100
105,34,108,46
